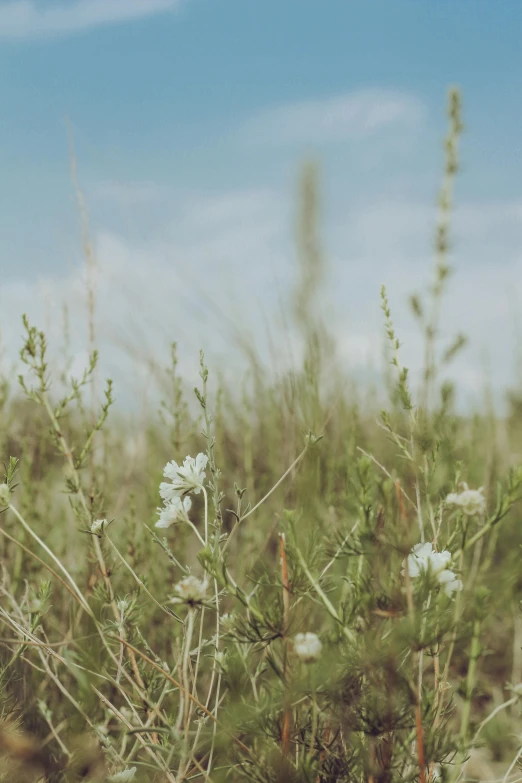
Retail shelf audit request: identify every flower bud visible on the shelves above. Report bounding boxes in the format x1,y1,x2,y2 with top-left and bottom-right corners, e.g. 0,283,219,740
90,518,107,538
0,483,11,507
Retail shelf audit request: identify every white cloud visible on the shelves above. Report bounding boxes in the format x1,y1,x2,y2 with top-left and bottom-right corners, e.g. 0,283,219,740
0,187,293,408
240,89,426,146
328,197,522,408
0,0,180,40
2,183,521,414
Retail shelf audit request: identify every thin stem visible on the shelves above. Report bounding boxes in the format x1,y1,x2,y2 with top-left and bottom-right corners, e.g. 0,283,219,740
113,635,253,756
453,617,481,781
8,503,91,614
223,444,309,552
295,546,355,642
202,486,209,545
280,532,291,757
106,535,177,619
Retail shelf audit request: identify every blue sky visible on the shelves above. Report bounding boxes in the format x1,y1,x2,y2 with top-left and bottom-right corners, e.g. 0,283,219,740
1,0,522,409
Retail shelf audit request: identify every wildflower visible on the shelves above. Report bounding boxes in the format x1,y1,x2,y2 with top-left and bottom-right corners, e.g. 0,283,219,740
90,518,107,538
446,483,486,516
404,542,451,577
403,542,462,597
155,495,192,529
0,483,11,507
221,612,235,630
294,632,323,663
159,453,208,501
109,769,137,783
172,575,208,604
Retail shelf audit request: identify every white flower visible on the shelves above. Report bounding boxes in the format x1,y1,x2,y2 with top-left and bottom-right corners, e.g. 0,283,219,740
109,768,137,782
404,543,451,578
172,575,208,604
159,453,208,501
0,483,11,507
155,496,192,529
294,632,323,663
90,518,107,537
402,542,462,597
446,483,486,516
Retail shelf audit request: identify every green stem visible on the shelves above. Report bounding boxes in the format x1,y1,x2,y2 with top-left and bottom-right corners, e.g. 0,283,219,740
452,617,481,782
295,547,355,642
460,617,481,744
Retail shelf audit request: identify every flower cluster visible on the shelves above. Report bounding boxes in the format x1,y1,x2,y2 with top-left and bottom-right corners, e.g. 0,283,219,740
403,542,462,597
156,453,208,530
220,612,235,631
172,575,208,605
294,632,323,662
445,483,486,516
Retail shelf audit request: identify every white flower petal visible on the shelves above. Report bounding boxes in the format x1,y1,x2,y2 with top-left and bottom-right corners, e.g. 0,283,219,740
442,577,463,596
163,460,181,480
156,496,192,529
159,453,208,499
403,541,460,598
430,550,452,573
412,543,433,558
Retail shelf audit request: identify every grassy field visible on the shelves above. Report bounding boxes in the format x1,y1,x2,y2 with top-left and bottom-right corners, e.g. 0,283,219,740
1,89,522,783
